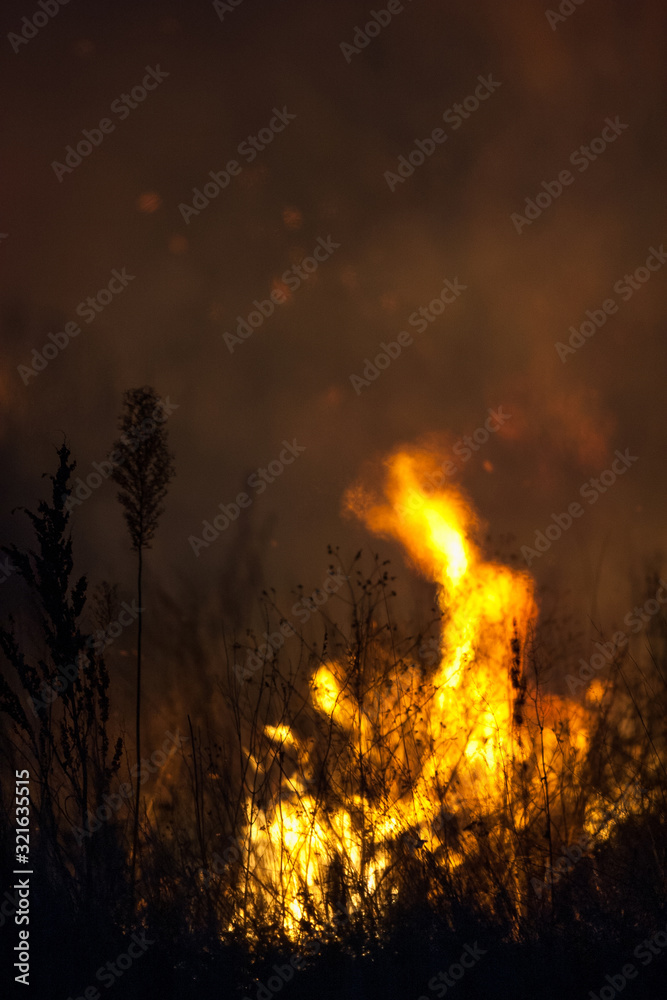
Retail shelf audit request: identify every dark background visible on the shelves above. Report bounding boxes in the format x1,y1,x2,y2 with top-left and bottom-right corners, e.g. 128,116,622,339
1,0,665,638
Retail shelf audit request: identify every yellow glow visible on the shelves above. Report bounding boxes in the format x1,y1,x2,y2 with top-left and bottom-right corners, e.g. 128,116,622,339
239,445,605,936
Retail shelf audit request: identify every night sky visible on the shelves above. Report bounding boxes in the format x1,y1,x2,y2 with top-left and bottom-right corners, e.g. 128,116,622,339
2,0,666,641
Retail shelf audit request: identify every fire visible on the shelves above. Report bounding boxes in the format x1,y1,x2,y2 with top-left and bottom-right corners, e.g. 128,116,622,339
242,445,593,935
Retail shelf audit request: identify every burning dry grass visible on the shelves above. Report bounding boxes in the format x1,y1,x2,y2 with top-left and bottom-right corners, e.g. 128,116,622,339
1,442,666,998
197,446,664,945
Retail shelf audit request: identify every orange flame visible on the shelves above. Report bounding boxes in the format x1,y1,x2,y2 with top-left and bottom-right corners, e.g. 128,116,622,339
242,445,593,934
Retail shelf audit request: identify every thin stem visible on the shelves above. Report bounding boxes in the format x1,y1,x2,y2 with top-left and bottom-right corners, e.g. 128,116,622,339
131,545,143,900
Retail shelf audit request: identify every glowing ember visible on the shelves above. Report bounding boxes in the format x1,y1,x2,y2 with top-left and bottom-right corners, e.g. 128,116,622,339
137,191,162,213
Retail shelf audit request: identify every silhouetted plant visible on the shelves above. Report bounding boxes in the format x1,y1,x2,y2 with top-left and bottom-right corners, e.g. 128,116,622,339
0,442,123,922
109,386,175,892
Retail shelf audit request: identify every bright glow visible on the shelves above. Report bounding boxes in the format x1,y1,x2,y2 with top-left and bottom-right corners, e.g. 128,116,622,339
240,445,596,936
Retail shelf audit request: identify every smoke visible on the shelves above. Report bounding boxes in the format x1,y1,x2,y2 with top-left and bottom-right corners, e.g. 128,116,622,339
1,0,665,634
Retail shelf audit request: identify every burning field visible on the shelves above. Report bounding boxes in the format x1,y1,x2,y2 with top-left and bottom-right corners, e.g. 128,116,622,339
237,445,653,942
0,434,665,999
1,0,666,997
